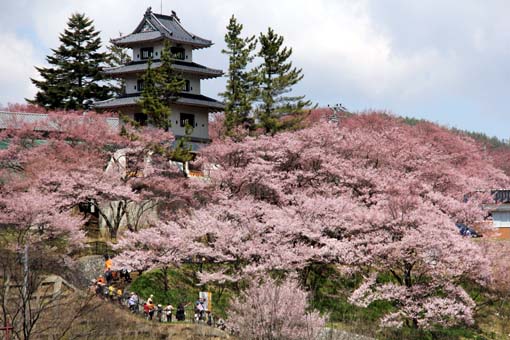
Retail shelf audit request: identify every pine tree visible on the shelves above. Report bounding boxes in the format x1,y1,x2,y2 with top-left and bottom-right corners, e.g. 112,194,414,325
159,41,186,106
139,58,169,130
171,122,195,163
256,28,311,134
220,15,257,135
28,13,110,110
106,38,132,96
138,41,185,131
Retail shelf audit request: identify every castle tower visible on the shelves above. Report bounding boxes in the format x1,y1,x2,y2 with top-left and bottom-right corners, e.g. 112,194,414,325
95,7,224,147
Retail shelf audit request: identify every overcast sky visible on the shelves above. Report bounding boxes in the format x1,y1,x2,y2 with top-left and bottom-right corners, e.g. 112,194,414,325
1,0,509,138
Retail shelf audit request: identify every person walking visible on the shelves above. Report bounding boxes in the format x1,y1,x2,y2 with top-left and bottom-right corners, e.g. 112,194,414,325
108,285,116,301
176,302,186,321
146,300,156,320
104,254,112,271
104,268,113,286
156,304,164,322
116,287,124,305
164,304,174,322
128,292,139,313
195,298,205,322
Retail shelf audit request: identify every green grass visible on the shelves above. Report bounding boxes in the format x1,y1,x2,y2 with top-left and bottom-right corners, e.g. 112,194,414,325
129,265,234,319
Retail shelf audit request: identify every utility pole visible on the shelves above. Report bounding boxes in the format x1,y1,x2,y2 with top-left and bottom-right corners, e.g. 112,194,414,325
22,243,29,339
327,103,347,125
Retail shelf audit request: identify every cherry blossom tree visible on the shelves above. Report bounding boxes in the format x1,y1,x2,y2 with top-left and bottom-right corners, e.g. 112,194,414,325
0,108,209,337
181,112,507,328
0,112,192,241
112,111,509,328
227,277,325,340
112,221,194,291
478,240,510,335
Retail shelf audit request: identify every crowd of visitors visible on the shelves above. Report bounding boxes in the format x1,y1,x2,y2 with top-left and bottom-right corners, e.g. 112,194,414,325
88,255,226,329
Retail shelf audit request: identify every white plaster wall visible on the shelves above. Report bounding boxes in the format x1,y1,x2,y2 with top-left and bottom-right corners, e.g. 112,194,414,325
116,106,208,140
131,42,164,61
114,106,138,119
169,104,209,139
493,211,510,228
125,75,200,95
131,42,193,62
184,45,193,62
187,75,201,94
125,77,139,94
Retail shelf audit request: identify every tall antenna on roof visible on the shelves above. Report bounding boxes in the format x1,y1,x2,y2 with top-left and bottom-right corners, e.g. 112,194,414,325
160,0,163,14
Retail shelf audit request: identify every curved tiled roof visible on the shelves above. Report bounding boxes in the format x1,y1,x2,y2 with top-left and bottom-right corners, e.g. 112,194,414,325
94,93,224,112
152,13,212,47
104,60,223,79
113,8,212,49
112,31,163,46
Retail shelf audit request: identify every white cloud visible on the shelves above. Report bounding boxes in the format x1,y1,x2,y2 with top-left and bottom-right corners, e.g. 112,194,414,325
1,0,510,138
0,0,470,103
0,33,39,105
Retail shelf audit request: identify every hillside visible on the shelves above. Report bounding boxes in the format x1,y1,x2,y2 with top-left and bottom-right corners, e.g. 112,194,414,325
38,296,233,340
2,110,510,340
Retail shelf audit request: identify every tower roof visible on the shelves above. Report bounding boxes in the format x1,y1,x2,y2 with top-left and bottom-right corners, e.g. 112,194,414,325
103,59,223,79
112,7,213,49
94,93,225,112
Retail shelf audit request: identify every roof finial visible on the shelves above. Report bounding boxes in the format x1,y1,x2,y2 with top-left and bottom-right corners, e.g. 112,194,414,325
145,7,152,16
171,10,180,22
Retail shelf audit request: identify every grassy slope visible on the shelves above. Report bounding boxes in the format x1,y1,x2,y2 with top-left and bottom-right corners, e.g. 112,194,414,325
129,265,234,319
56,297,232,339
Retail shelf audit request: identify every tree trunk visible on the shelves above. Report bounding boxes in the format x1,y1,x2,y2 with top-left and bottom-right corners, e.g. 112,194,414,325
162,267,169,292
404,262,413,288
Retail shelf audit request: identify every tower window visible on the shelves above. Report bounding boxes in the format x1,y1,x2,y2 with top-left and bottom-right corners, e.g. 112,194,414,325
141,47,154,60
171,46,185,60
137,79,145,91
180,113,195,128
183,80,191,92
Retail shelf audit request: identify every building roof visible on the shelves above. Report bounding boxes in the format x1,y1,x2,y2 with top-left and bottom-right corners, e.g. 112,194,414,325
112,31,164,45
94,93,225,112
104,60,223,79
112,7,212,49
0,111,120,131
492,190,510,203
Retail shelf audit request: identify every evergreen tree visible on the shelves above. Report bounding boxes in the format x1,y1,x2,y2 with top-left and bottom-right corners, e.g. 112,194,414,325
219,15,257,135
138,58,169,130
256,27,311,134
171,123,195,164
159,41,186,105
138,41,185,131
28,13,110,110
106,38,132,96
